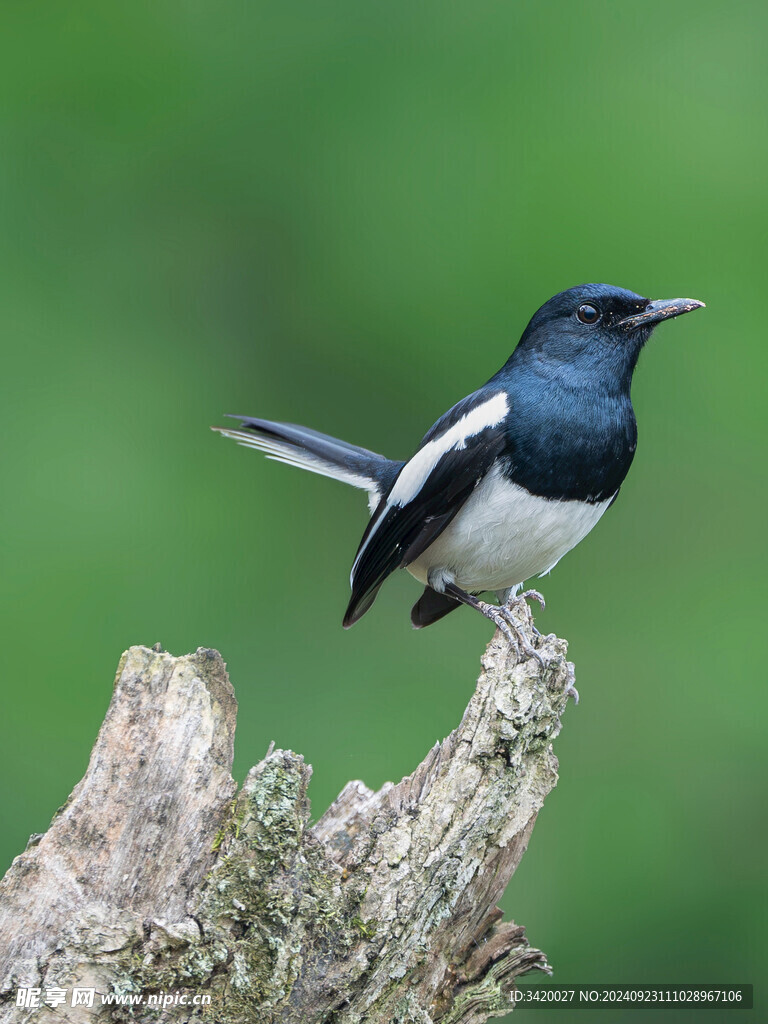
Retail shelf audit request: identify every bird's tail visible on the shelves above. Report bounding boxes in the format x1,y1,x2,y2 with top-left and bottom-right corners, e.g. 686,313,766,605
212,416,402,512
410,586,461,628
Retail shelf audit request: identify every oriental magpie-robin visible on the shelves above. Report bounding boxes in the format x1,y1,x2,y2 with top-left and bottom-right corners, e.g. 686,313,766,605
214,284,703,658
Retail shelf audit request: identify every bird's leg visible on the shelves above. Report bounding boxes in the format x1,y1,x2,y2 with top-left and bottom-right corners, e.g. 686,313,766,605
444,583,544,666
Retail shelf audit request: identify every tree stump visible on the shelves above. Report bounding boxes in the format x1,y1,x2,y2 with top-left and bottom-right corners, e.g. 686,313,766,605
0,606,574,1023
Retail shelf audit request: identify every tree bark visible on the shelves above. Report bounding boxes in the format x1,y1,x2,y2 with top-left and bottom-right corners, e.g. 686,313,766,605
0,605,575,1023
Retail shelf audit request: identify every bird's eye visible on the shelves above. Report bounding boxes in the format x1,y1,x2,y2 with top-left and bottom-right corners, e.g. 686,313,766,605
576,303,601,324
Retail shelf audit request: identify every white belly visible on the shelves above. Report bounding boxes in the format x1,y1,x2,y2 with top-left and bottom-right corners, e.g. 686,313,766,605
407,466,613,593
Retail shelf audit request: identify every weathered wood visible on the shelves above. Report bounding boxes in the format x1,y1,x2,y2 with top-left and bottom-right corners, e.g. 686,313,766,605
0,606,574,1023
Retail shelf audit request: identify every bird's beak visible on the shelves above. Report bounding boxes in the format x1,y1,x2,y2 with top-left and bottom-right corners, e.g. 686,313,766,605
618,297,705,330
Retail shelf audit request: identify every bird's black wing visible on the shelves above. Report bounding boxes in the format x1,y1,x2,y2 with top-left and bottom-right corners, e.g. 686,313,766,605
343,389,509,626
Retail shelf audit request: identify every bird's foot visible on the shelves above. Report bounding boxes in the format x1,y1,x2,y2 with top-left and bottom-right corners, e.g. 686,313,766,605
476,601,522,654
565,662,580,704
478,599,545,667
505,589,545,637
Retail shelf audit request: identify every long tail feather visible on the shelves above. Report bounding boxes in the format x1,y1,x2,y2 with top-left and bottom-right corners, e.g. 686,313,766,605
212,416,402,514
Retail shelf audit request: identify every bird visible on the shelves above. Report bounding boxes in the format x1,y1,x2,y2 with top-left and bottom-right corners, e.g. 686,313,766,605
213,284,703,664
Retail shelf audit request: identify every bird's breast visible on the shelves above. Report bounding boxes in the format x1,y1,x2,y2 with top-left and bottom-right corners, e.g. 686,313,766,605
407,464,613,592
503,383,637,502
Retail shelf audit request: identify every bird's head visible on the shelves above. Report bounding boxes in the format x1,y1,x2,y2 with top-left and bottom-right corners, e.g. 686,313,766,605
513,283,705,387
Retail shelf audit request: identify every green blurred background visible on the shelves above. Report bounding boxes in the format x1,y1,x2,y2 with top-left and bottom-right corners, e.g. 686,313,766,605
0,1,765,1019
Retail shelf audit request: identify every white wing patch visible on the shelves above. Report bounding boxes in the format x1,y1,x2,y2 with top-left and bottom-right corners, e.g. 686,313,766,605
215,427,381,512
350,391,509,581
389,392,509,506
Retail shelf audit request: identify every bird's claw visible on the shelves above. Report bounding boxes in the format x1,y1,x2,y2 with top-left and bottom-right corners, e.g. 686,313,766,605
505,589,545,635
477,602,521,654
564,663,580,704
520,588,546,610
479,600,546,667
502,589,547,648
